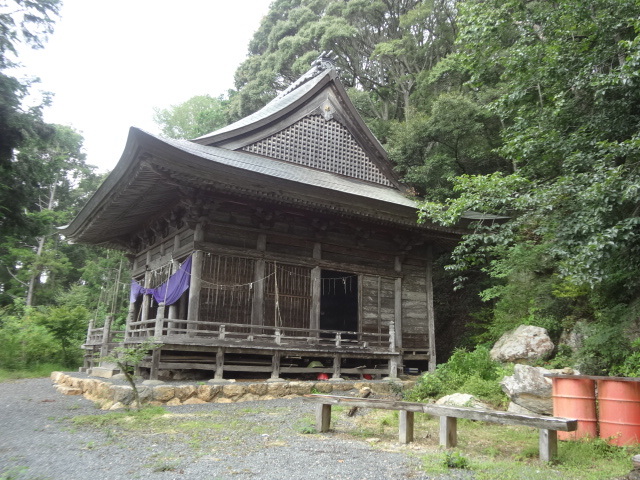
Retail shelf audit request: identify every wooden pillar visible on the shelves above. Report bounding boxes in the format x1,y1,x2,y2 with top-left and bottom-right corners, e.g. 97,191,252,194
426,245,436,372
100,315,113,358
394,256,403,350
310,242,322,336
124,298,136,340
399,410,414,444
251,234,266,331
168,259,179,331
154,303,165,338
332,354,342,379
150,348,161,380
140,251,152,324
187,223,205,334
316,403,332,432
214,347,224,380
439,416,457,448
539,429,557,462
271,351,281,379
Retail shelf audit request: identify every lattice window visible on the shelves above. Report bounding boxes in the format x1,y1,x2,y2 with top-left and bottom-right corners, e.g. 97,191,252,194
199,255,255,327
242,115,392,186
264,263,312,334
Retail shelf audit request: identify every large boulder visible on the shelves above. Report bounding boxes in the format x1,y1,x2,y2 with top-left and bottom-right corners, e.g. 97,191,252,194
490,325,554,363
500,364,553,415
436,393,490,409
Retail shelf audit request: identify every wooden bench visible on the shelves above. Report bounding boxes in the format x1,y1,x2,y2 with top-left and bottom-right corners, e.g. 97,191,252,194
303,394,578,462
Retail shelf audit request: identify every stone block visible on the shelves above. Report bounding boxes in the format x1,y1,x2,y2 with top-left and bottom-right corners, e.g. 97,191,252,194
175,385,197,401
222,384,247,400
288,382,313,395
313,382,333,393
197,384,221,402
152,385,176,402
247,383,268,396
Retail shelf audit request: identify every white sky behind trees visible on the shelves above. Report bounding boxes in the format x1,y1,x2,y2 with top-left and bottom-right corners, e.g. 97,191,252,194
15,0,272,172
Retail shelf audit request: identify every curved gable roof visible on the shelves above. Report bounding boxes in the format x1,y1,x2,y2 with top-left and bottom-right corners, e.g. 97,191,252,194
193,67,406,191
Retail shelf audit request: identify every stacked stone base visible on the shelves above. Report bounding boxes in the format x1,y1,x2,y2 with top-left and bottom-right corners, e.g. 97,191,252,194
51,372,412,411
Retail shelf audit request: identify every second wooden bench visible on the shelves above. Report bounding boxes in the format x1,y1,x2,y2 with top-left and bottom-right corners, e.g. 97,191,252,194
302,394,578,462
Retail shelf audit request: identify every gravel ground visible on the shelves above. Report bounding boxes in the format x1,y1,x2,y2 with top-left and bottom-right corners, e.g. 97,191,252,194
0,376,466,480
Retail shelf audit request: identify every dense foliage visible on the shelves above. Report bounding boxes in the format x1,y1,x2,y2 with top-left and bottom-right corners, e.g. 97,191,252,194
224,0,640,375
4,0,640,377
0,1,129,373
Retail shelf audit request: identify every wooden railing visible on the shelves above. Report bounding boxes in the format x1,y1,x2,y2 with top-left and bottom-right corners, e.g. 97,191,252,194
84,305,393,354
86,304,396,353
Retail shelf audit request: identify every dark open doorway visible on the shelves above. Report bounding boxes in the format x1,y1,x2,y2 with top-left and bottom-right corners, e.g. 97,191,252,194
320,269,358,333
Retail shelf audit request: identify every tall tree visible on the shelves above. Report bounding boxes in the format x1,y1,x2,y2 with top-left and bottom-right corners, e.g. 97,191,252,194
153,94,230,139
0,0,60,232
419,0,640,372
0,124,99,307
230,0,457,122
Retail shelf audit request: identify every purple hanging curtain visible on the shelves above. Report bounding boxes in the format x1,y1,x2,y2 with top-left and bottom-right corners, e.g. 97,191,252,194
130,280,147,303
129,255,192,306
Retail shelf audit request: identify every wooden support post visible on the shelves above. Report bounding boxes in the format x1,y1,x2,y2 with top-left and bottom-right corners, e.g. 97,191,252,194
168,259,179,333
251,234,266,332
539,429,557,462
399,410,414,444
271,351,281,379
426,245,436,372
100,315,113,358
124,299,135,340
440,416,457,448
332,354,342,379
150,348,161,380
154,303,165,338
310,267,321,335
388,356,399,378
141,251,152,324
187,223,205,335
316,403,332,433
310,243,321,340
394,256,403,350
214,348,224,380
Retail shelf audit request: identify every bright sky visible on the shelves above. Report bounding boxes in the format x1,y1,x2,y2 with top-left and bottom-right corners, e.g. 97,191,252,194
15,0,272,172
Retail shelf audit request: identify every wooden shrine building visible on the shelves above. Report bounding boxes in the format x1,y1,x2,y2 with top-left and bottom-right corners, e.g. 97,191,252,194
63,58,464,380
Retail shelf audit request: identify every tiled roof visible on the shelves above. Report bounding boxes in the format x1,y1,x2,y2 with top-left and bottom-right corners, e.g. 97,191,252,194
193,69,331,142
159,130,416,208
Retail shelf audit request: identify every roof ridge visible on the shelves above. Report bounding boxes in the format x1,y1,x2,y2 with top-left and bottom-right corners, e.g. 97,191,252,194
273,51,337,101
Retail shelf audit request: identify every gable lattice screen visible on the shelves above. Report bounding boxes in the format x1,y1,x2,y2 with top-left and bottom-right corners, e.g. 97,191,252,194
242,115,392,186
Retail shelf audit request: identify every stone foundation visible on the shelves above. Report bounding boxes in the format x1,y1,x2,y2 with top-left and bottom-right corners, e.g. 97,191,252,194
50,372,413,411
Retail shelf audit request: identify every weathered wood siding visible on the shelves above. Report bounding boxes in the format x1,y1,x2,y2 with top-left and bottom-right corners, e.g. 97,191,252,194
361,274,395,339
401,262,429,349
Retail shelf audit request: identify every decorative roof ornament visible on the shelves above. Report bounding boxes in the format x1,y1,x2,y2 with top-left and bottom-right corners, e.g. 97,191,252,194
274,50,338,100
311,50,337,71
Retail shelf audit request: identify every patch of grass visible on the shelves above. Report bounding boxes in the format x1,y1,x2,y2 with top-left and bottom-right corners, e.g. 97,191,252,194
293,414,317,434
0,466,27,480
343,409,637,480
0,466,48,480
150,459,182,473
0,364,69,382
443,450,470,469
72,405,168,428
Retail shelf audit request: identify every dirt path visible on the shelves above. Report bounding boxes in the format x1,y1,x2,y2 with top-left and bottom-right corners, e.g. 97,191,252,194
0,377,444,480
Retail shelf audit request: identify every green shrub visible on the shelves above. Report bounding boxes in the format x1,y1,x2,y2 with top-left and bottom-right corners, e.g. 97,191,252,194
405,346,511,407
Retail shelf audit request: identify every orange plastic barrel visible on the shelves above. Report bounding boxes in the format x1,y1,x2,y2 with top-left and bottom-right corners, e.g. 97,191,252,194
551,377,597,440
598,379,640,446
